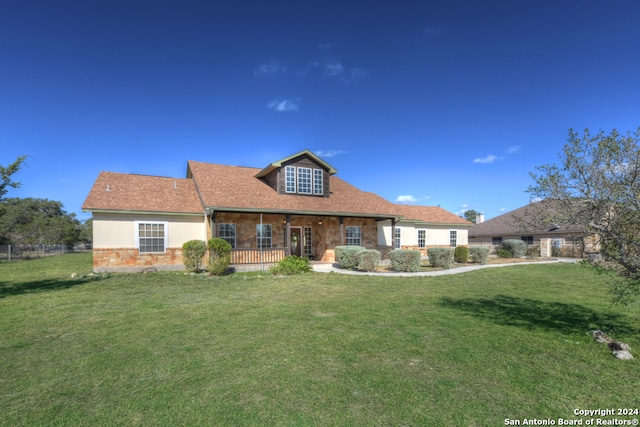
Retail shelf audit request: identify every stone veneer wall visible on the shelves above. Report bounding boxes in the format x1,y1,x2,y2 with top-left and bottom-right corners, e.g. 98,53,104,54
214,213,380,262
93,247,183,271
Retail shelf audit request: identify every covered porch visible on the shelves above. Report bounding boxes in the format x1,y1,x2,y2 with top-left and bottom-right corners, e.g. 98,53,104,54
207,210,398,264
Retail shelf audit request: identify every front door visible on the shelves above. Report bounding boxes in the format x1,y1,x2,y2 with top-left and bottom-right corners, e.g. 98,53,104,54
290,227,302,257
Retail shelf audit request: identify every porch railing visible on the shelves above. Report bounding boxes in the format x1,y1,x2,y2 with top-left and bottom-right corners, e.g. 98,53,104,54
230,247,287,264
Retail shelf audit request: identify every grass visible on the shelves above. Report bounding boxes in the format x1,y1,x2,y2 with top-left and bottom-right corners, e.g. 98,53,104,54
1,253,639,426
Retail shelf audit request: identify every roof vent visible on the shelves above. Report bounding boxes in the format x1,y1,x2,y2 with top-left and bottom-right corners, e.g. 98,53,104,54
106,185,111,192
173,181,178,189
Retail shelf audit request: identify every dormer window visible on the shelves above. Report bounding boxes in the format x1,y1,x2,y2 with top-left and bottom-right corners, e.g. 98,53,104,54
285,165,323,195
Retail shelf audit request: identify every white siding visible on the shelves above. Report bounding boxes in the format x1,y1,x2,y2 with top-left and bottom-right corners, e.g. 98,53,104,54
92,212,206,248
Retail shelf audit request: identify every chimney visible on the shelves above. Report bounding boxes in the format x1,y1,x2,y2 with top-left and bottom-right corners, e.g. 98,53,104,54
476,212,485,224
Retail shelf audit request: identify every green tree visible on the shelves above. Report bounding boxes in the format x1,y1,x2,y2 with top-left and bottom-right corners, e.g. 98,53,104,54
0,198,81,246
0,155,27,201
527,128,640,304
463,209,478,223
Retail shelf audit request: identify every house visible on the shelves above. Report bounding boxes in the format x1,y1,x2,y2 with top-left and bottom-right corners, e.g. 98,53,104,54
82,150,471,271
379,204,473,255
468,200,591,257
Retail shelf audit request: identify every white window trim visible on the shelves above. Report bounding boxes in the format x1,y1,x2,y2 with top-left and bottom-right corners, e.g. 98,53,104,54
135,221,168,253
313,169,323,195
218,223,236,248
449,230,457,248
285,166,296,193
345,225,362,246
394,227,401,249
297,167,312,194
417,229,427,249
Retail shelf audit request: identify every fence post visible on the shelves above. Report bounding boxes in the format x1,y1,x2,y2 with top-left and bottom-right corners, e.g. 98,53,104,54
8,244,11,262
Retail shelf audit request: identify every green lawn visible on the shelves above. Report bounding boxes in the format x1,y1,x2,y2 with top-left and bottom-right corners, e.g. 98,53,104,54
1,253,638,426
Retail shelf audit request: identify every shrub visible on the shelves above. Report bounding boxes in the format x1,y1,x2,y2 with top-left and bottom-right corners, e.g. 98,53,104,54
454,246,469,263
388,249,421,272
182,240,207,273
354,249,381,272
207,238,232,275
497,249,513,258
526,245,540,257
469,247,490,265
335,245,365,269
428,247,454,269
269,256,312,275
502,239,527,258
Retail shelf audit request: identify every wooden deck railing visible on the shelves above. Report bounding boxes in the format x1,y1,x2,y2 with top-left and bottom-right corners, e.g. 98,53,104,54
230,247,287,264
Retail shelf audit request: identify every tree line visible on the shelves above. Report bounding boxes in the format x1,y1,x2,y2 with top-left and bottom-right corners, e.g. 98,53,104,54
0,156,91,247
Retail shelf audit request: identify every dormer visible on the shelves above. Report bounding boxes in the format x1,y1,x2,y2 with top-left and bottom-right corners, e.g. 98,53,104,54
255,150,337,197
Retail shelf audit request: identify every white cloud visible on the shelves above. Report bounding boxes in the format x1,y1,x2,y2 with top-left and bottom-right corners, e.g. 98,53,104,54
255,60,287,77
395,195,419,204
315,150,348,158
324,61,344,76
461,203,468,209
424,26,441,35
267,99,299,112
506,145,522,155
473,154,498,164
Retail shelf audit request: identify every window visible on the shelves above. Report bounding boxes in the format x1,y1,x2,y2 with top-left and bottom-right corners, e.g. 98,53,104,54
285,166,296,193
256,224,272,248
218,223,236,248
297,167,312,194
417,229,426,248
345,226,361,246
394,227,401,249
136,222,167,253
304,227,312,256
313,169,323,195
449,230,457,248
492,237,503,246
521,236,534,245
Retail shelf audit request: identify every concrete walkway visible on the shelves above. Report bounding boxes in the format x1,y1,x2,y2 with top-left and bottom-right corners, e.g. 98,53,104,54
311,258,579,277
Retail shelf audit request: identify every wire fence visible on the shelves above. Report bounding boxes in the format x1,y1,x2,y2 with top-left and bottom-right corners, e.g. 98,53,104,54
0,244,91,262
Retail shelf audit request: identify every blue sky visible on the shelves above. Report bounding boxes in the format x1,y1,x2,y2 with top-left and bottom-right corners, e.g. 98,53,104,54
2,0,640,222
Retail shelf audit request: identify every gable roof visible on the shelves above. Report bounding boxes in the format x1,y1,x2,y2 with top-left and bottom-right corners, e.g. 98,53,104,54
469,200,581,237
254,149,338,178
187,160,396,218
82,172,204,214
392,204,473,226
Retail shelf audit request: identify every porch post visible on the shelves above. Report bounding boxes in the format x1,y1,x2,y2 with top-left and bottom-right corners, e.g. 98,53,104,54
285,214,291,256
339,217,344,245
211,211,217,238
391,218,396,249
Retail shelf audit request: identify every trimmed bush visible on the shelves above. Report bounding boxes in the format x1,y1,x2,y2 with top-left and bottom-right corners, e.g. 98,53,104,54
454,245,469,263
207,238,232,275
335,245,365,269
526,245,540,257
388,249,421,272
182,240,207,272
354,249,381,272
428,247,454,269
469,247,490,265
502,239,527,258
269,256,312,275
497,249,513,258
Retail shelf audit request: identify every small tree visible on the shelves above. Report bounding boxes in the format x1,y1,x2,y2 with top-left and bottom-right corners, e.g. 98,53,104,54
502,239,526,258
182,240,207,273
526,127,640,303
0,155,26,201
207,238,232,275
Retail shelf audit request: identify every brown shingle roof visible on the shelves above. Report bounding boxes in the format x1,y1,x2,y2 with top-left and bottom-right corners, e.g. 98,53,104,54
82,172,204,214
392,204,473,226
469,200,581,237
187,160,397,217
